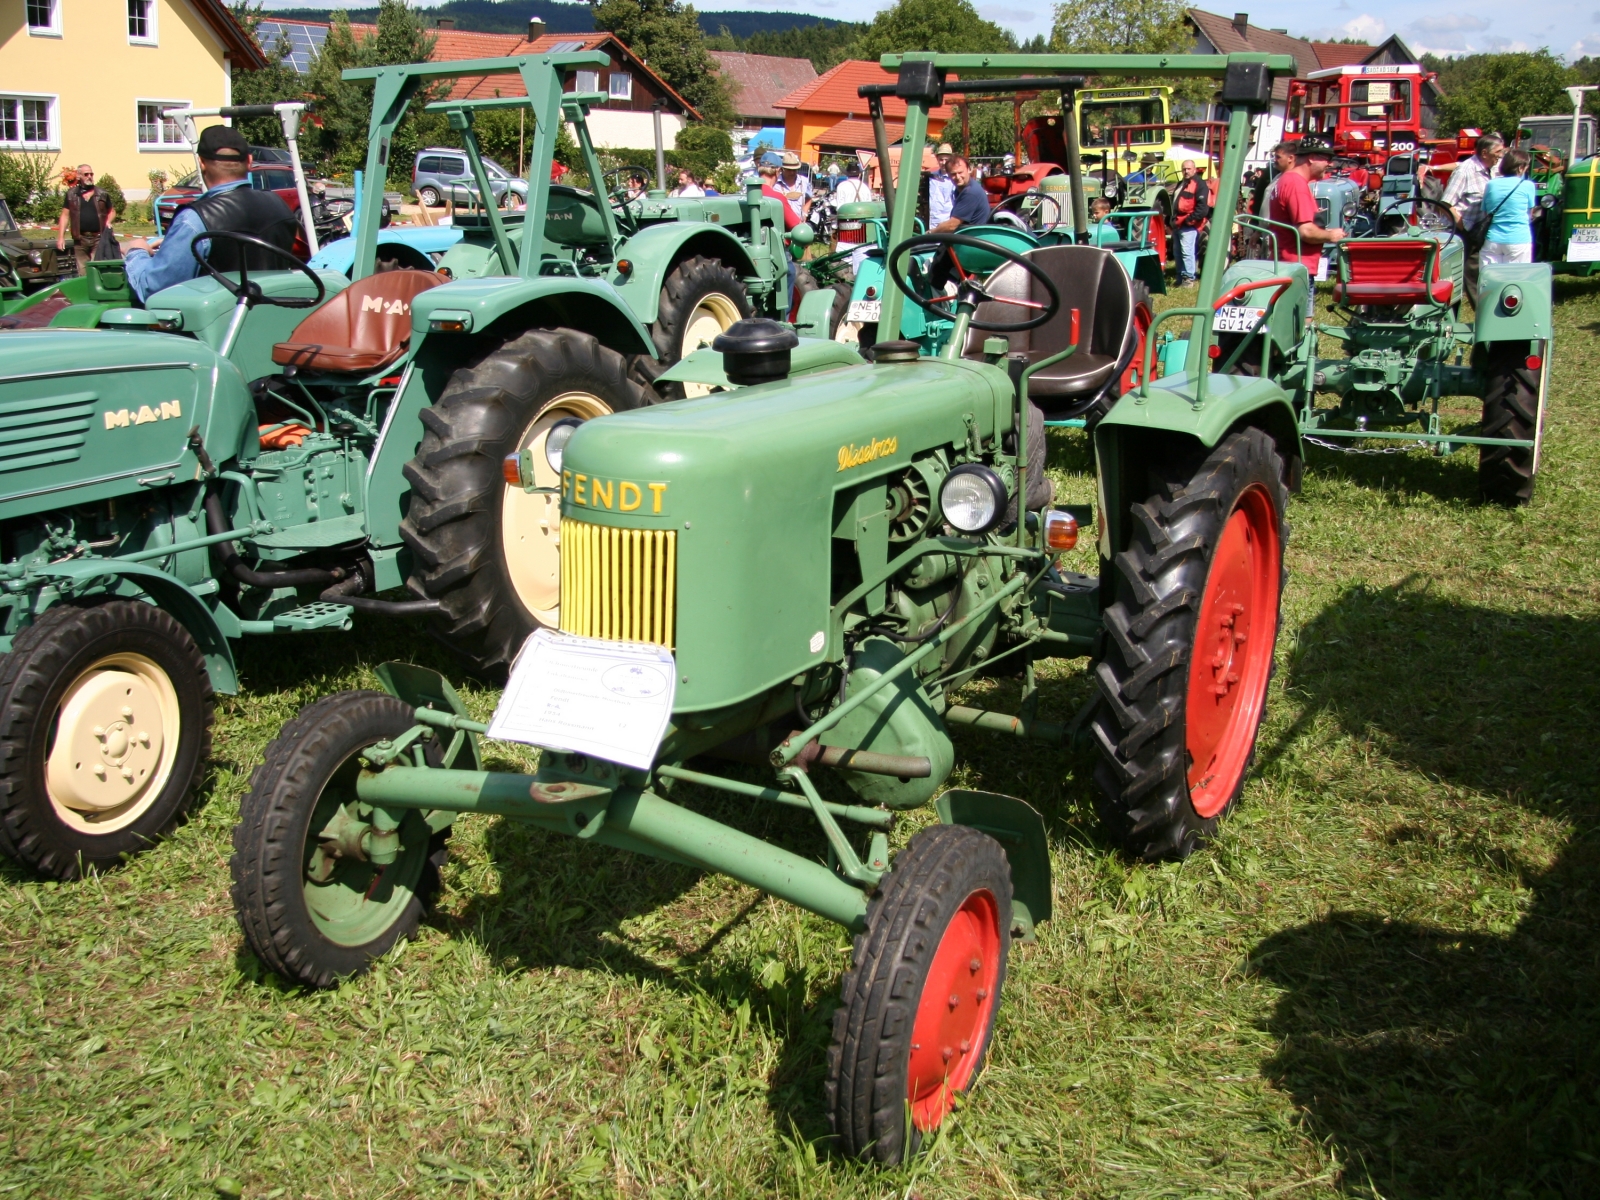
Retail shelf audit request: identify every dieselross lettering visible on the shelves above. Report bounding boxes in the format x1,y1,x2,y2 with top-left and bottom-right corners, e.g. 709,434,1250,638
561,470,669,514
837,435,899,471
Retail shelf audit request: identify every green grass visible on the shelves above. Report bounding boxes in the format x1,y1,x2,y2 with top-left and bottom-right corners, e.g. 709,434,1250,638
4,279,1599,1198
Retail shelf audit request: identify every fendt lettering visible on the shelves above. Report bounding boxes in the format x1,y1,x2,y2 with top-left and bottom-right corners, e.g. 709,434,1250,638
561,471,668,513
103,400,182,429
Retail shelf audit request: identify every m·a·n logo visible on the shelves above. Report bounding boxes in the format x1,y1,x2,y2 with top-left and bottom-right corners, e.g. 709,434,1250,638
104,400,182,430
361,296,411,316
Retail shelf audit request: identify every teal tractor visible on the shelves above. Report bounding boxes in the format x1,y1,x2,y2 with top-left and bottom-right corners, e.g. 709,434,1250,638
0,52,818,880
1214,212,1553,503
228,51,1304,1163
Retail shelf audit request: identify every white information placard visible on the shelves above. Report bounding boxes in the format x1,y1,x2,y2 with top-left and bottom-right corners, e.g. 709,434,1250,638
487,629,676,770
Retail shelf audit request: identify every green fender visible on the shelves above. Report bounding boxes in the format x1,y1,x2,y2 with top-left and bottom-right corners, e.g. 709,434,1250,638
1215,258,1310,362
1094,372,1301,560
408,275,655,360
1474,262,1553,343
30,560,238,694
606,223,762,325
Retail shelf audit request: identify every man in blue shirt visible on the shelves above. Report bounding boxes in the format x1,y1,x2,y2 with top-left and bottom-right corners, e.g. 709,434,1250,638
934,155,991,233
122,125,298,303
928,155,991,292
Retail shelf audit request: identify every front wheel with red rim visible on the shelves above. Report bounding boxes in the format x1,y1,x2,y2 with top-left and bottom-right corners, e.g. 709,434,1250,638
826,824,1013,1164
1090,427,1289,860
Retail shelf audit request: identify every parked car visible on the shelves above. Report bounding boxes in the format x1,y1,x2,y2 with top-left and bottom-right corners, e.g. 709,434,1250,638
154,165,304,231
412,147,529,208
248,144,295,166
0,198,66,291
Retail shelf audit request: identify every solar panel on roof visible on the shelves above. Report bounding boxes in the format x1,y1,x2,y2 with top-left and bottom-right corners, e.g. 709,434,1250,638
548,40,584,52
256,21,327,75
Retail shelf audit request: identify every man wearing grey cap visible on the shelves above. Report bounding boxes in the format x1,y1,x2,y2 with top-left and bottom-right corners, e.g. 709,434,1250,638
123,125,299,303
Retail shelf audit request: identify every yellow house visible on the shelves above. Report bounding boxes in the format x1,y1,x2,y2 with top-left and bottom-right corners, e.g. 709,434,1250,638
1,0,264,200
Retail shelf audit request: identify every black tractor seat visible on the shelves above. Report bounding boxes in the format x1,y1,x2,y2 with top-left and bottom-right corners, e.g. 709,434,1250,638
962,244,1135,408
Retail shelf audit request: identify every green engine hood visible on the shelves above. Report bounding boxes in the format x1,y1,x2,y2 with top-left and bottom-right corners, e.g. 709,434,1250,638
558,354,1013,712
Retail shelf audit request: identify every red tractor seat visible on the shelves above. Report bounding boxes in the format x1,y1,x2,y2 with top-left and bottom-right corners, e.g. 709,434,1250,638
1333,240,1453,307
272,270,446,373
962,245,1133,405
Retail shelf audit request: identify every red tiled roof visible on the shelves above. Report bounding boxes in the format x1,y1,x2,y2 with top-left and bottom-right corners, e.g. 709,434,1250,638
437,31,697,117
1311,42,1373,69
708,51,817,121
196,0,269,69
810,118,904,151
1186,9,1320,101
775,61,956,122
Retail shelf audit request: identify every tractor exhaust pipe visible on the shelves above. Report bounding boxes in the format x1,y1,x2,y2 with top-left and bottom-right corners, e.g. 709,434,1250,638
320,572,443,618
204,490,346,589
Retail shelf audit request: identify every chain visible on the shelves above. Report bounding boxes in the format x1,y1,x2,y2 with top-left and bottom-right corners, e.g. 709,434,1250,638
1303,434,1434,456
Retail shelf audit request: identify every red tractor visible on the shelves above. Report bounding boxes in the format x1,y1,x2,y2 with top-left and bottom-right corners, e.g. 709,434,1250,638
1287,65,1462,186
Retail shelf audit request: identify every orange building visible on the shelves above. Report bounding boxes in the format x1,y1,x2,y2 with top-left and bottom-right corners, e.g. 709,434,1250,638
774,61,954,165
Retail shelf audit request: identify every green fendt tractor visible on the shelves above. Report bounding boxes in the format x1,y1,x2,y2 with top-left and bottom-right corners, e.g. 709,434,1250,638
229,51,1303,1163
0,52,817,880
1214,208,1554,504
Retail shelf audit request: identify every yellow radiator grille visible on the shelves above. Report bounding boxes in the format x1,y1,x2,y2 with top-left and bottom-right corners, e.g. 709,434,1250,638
559,519,677,649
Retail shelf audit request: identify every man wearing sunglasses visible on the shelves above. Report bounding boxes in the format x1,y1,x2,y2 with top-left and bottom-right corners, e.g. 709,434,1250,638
56,164,116,276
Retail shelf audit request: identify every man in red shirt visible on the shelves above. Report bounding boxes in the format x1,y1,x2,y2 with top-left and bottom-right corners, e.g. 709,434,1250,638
757,164,800,230
1268,136,1344,273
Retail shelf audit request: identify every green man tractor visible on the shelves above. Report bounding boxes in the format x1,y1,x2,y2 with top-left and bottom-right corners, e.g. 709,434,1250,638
0,52,823,880
229,51,1305,1163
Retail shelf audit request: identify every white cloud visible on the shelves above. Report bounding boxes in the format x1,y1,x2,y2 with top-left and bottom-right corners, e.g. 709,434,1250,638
1409,14,1491,33
1340,14,1387,40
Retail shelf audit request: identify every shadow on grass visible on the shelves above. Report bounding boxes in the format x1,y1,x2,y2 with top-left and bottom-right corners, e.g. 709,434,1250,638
1250,579,1600,1198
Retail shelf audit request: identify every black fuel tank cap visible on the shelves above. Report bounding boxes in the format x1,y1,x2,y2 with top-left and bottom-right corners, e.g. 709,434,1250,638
712,318,799,385
870,340,920,363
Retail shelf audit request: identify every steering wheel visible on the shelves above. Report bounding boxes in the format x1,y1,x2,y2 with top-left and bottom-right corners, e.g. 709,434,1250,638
887,231,1061,333
603,166,654,204
1378,198,1461,244
992,190,1065,235
190,231,326,309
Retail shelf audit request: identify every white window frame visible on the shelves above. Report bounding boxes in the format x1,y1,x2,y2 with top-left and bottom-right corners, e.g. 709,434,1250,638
608,72,633,102
127,0,158,46
573,69,600,95
0,93,61,151
27,0,63,37
136,100,190,151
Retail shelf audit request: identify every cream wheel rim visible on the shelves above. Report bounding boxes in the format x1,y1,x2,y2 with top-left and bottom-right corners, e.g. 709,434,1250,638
501,392,615,625
680,293,742,398
45,652,182,834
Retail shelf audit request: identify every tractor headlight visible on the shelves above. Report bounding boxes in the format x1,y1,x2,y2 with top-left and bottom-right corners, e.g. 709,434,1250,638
27,250,43,265
939,464,1007,534
544,417,583,474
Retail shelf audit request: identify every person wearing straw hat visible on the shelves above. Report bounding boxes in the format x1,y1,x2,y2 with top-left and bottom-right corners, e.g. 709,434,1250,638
929,143,956,226
779,150,812,217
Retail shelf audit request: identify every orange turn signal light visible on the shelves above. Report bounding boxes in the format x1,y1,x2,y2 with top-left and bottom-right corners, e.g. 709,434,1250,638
1044,510,1079,552
502,451,526,487
617,259,633,276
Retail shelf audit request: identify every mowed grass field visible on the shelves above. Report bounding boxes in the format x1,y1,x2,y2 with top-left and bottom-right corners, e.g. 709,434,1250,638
2,277,1598,1199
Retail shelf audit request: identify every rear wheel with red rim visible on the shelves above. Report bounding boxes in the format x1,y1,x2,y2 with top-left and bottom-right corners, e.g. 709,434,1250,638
1090,427,1289,859
826,824,1013,1164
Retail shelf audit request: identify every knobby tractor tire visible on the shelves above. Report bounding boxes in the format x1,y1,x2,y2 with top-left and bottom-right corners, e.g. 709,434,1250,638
1479,344,1539,507
230,691,449,989
827,824,1013,1164
401,328,650,674
791,267,852,338
1091,427,1289,861
635,254,752,398
0,600,214,879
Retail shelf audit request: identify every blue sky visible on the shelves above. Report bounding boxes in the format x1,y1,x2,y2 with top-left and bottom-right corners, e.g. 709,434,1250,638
262,1,1597,61
690,0,1597,60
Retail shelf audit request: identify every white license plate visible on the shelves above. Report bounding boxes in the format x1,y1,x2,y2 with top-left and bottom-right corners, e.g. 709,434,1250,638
1212,305,1266,333
1569,226,1600,261
847,299,881,323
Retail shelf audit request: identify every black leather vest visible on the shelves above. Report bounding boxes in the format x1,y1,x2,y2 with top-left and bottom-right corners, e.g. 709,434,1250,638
188,185,299,271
